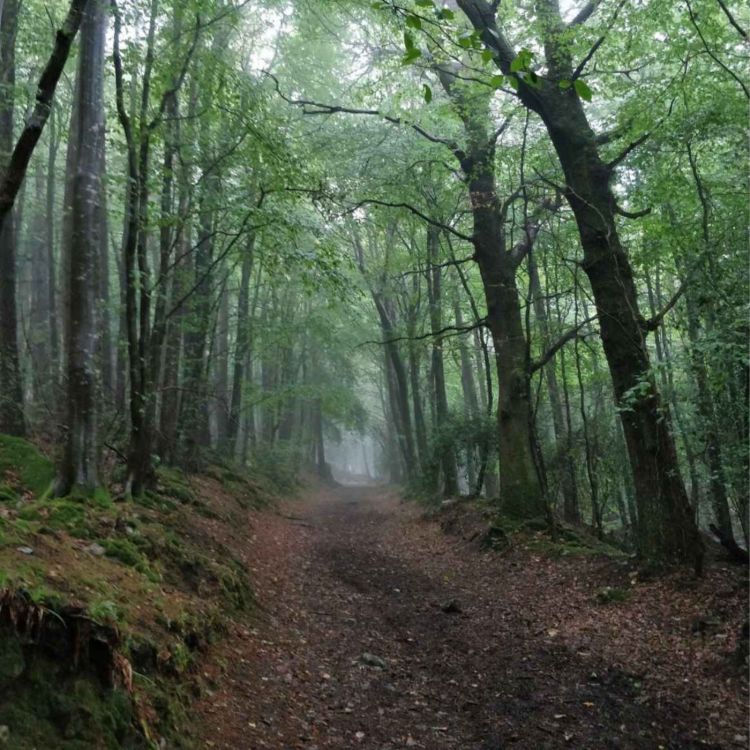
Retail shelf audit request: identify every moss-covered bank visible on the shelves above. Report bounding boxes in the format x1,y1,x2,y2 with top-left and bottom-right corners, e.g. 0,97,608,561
0,434,275,748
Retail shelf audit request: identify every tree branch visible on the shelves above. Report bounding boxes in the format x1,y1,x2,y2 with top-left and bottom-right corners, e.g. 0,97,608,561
616,205,652,219
686,0,749,99
361,320,486,348
606,131,651,169
530,315,597,373
351,199,474,242
568,0,602,26
265,71,466,160
641,281,687,332
716,0,747,38
0,0,88,231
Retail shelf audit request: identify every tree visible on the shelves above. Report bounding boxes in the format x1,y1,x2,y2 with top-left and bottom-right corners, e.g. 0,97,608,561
455,0,703,566
56,0,106,496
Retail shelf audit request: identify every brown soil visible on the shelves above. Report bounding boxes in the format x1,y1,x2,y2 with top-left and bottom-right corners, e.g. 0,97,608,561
194,484,749,750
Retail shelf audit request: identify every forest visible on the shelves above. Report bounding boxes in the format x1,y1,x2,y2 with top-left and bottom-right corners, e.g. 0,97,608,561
0,0,747,747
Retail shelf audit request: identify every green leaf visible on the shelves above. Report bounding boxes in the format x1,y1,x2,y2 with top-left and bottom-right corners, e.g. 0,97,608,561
574,78,593,101
437,7,455,19
406,14,422,29
481,49,495,63
415,0,433,6
508,74,520,91
559,79,572,90
489,74,504,88
404,30,415,50
402,47,422,64
423,83,432,103
510,47,533,73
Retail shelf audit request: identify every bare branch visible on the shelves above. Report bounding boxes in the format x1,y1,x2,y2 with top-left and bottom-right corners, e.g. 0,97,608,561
716,0,747,38
0,0,88,230
616,205,652,219
360,320,486,348
607,131,651,170
642,282,687,332
530,315,597,373
351,199,474,242
568,0,602,26
686,0,749,99
265,71,466,160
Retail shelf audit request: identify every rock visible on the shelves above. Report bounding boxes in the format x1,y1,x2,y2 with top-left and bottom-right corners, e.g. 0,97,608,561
440,599,462,614
85,542,106,556
15,546,33,555
359,652,387,669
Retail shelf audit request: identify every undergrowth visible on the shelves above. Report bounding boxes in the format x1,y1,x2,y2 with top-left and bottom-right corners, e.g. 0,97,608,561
0,435,274,749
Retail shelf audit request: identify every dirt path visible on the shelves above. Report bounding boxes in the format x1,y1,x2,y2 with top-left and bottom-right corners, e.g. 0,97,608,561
195,485,748,750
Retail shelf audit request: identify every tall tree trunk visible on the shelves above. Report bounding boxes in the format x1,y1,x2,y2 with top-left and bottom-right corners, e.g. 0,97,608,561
0,0,24,435
214,279,230,446
56,0,106,495
454,300,479,490
46,108,60,375
458,0,702,567
426,225,458,495
229,234,255,455
436,65,543,515
646,268,701,511
29,166,50,403
529,251,579,522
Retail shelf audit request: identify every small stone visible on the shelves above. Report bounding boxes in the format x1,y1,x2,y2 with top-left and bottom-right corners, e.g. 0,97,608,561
15,546,33,555
85,542,106,556
441,599,462,614
359,652,387,669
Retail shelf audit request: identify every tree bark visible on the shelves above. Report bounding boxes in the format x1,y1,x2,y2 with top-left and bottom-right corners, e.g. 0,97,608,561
56,0,105,496
0,0,24,435
529,251,579,522
457,0,702,566
426,225,458,496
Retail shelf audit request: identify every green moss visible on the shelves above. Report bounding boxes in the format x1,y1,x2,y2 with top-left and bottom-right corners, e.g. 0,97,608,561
0,435,55,500
0,634,143,750
102,539,160,582
0,635,24,687
156,467,195,505
19,499,85,537
87,598,123,625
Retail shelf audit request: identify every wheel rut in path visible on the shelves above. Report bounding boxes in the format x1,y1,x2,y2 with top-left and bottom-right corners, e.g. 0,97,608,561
194,485,739,750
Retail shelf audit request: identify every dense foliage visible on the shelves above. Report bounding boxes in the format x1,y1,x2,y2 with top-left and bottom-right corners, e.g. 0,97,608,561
0,0,746,564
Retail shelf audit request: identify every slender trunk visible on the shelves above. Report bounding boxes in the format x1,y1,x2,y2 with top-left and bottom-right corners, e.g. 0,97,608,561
56,0,106,495
455,300,479,490
46,108,59,374
214,279,230,445
427,225,458,495
229,233,255,453
646,268,701,510
529,252,579,522
0,0,24,435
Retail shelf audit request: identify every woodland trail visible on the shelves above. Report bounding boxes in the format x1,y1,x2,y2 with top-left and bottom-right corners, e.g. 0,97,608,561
195,485,747,750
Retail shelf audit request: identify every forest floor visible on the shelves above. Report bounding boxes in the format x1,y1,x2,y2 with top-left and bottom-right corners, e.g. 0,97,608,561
193,484,748,750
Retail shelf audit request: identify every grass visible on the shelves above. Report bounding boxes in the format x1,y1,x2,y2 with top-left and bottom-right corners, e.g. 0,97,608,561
0,435,272,749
